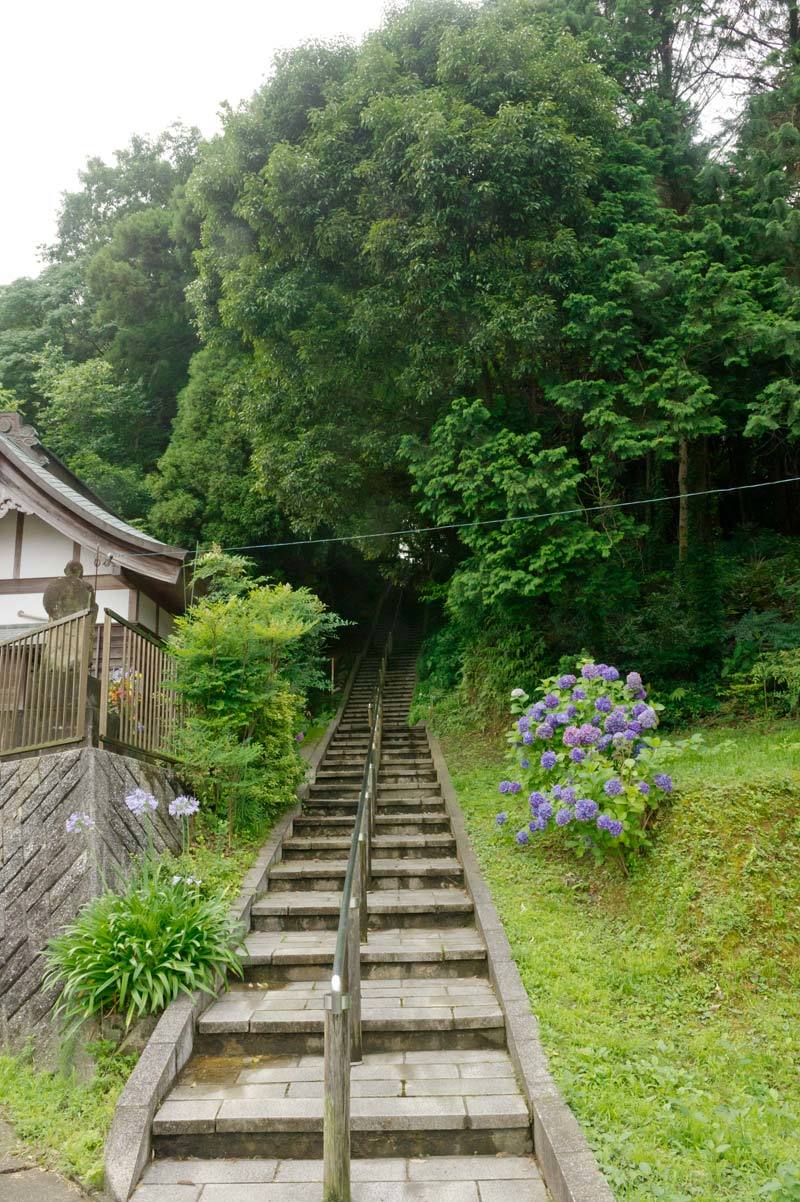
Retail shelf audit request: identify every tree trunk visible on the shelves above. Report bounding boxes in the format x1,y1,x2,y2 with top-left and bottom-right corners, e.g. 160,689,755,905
678,437,689,561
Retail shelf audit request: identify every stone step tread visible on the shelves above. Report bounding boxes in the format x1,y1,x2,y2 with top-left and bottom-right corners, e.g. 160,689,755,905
199,979,502,1035
252,888,473,917
291,814,450,829
153,1089,528,1137
243,927,486,967
268,858,462,880
282,834,456,852
137,1155,545,1202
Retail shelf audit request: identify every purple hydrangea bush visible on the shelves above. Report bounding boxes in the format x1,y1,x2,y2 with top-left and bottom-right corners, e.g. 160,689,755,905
494,660,684,862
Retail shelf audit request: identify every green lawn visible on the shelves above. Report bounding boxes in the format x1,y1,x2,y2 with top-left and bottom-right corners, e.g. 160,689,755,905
441,719,800,1202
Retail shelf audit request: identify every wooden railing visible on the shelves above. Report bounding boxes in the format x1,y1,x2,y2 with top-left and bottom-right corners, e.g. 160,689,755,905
323,626,393,1202
0,609,92,757
98,609,180,760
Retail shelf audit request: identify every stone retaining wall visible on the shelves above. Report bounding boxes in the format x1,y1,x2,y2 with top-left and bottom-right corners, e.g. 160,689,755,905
0,747,181,1042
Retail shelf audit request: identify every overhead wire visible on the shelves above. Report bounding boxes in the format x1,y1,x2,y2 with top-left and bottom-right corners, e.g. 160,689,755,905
107,474,800,563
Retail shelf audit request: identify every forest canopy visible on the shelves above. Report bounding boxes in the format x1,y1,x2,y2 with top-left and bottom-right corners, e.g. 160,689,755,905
2,0,799,705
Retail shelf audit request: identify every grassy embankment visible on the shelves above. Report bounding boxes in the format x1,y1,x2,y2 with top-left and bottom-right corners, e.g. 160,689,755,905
0,821,271,1190
441,719,800,1202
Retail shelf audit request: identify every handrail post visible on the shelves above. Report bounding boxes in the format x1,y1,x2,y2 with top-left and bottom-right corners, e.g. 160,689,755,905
347,895,362,1064
358,828,369,940
323,986,351,1202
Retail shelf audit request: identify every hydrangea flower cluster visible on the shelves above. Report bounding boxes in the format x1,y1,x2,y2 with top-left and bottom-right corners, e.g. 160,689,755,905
494,660,679,862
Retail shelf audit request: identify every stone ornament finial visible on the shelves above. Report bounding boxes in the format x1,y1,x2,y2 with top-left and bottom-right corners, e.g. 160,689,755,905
43,559,98,623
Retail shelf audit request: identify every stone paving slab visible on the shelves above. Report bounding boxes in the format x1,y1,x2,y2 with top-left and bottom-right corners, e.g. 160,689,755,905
251,888,473,918
136,1156,547,1200
198,978,502,1035
242,927,486,966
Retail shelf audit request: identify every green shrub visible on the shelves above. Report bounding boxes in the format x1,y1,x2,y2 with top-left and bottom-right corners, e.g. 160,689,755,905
44,862,245,1031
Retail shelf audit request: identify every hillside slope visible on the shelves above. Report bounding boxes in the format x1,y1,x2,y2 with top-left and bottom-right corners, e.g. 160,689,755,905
441,722,800,1202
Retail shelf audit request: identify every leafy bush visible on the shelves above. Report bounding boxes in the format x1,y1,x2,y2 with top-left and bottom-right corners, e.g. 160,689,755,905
169,555,344,833
494,660,699,863
45,859,244,1031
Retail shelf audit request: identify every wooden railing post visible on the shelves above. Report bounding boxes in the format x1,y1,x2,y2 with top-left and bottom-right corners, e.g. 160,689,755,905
323,987,351,1202
98,610,112,746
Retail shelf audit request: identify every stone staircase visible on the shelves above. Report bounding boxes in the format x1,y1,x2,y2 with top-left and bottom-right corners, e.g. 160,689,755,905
133,622,547,1201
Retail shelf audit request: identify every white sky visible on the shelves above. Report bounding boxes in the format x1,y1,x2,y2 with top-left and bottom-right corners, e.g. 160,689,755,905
0,0,388,285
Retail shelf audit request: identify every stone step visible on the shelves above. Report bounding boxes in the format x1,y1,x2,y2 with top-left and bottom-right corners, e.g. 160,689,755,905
290,813,451,837
377,787,443,803
281,833,456,861
242,927,488,982
136,1153,546,1201
251,887,473,931
266,857,463,893
376,797,446,814
151,1049,531,1161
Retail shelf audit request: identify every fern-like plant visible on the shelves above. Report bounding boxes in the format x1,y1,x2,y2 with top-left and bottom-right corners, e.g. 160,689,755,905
44,864,245,1032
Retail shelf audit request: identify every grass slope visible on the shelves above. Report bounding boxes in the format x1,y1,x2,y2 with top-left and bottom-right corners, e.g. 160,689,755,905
441,721,800,1202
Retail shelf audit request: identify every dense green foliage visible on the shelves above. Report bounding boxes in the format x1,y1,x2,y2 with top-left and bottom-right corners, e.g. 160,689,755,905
44,860,244,1031
444,720,800,1202
1,0,799,693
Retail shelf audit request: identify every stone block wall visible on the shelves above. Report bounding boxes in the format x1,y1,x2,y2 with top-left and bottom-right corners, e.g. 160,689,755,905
0,747,182,1041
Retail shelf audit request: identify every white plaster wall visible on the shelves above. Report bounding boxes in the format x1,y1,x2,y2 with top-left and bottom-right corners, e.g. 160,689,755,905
137,592,158,633
0,514,16,577
0,589,130,627
158,609,175,639
18,515,74,578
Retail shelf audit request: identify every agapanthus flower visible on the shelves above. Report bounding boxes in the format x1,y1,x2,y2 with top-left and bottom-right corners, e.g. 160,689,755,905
569,748,586,763
536,723,554,740
517,716,530,734
125,788,158,816
626,671,643,691
541,751,557,770
511,688,526,699
571,687,587,701
172,874,201,887
555,808,573,826
515,828,530,846
604,778,623,797
562,725,581,748
557,674,577,689
637,781,650,794
600,665,620,682
544,692,559,709
654,773,673,793
169,794,200,818
581,663,600,679
604,710,627,735
575,798,599,821
637,706,658,730
496,812,508,826
66,811,94,835
595,696,612,714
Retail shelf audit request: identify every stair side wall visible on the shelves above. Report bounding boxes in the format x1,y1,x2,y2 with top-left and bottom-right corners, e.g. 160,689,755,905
0,746,181,1044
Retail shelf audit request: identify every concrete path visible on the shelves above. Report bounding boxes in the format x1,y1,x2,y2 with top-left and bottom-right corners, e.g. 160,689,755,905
0,1118,90,1201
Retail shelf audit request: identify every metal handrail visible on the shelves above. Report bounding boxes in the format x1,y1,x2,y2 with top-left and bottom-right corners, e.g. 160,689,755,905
323,614,396,1202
